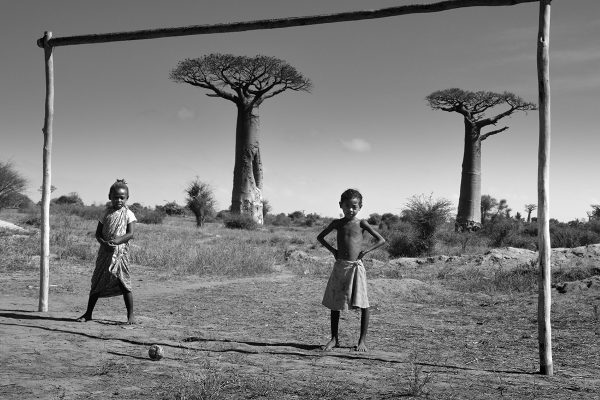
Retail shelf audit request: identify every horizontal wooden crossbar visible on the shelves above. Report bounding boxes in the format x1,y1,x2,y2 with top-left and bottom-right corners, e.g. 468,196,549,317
37,0,539,48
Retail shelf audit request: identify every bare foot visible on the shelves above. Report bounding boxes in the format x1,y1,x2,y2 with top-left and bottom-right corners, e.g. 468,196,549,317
321,338,339,351
125,316,137,325
354,340,368,352
76,314,92,322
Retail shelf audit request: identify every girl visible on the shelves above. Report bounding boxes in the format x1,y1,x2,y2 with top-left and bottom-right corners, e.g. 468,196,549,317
77,179,137,324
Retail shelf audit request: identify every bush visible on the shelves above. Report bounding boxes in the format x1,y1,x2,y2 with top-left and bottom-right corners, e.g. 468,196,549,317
384,221,424,258
52,192,84,206
136,209,166,224
402,194,453,256
367,213,382,226
223,213,258,230
387,231,424,258
161,201,186,216
550,222,600,248
268,213,291,227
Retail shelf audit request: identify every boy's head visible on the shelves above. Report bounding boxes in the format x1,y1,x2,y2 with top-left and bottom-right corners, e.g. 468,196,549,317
339,189,362,219
340,189,363,207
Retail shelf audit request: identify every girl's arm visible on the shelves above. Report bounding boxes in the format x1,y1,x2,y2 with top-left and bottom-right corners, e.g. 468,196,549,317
358,219,386,259
95,222,105,245
108,222,136,246
317,221,338,259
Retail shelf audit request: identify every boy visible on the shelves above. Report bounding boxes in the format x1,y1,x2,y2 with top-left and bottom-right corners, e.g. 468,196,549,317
317,189,386,352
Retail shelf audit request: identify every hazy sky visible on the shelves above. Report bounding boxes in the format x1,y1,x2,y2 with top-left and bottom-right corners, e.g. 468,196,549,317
1,1,598,221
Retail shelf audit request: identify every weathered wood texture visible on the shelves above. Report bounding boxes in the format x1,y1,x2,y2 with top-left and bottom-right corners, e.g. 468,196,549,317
39,32,54,312
536,0,553,376
37,0,539,47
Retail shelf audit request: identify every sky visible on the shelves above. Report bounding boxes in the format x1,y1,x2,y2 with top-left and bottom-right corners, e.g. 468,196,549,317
1,0,598,221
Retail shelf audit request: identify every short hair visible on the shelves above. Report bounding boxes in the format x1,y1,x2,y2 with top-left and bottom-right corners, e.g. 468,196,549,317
109,179,129,198
340,188,362,207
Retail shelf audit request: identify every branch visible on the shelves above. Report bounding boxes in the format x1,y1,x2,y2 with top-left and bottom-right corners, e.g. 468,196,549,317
38,0,540,47
184,79,238,103
480,126,509,141
477,106,517,126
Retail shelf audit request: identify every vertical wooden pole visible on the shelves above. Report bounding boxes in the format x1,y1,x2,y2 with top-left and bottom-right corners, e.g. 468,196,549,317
39,31,54,312
536,0,553,376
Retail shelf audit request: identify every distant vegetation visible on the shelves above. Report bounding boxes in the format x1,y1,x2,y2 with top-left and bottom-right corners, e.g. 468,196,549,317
2,160,600,263
3,191,600,266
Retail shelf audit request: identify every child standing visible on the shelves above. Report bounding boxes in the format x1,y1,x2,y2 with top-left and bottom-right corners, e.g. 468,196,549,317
77,179,137,324
317,189,386,352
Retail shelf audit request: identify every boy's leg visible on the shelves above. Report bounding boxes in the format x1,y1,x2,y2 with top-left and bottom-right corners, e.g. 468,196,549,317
77,293,98,322
356,307,370,352
322,310,340,351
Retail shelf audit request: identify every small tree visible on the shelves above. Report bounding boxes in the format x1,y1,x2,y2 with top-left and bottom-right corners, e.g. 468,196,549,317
0,161,28,210
524,203,537,223
185,179,216,227
402,194,453,256
588,205,600,221
481,194,498,224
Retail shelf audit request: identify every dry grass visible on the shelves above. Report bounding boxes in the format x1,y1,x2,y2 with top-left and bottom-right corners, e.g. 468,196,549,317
2,209,600,399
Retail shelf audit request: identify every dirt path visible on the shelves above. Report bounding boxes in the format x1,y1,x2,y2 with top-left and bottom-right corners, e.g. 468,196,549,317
2,251,600,399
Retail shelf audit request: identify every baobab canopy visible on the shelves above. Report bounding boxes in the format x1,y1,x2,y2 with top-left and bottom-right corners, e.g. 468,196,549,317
170,54,312,106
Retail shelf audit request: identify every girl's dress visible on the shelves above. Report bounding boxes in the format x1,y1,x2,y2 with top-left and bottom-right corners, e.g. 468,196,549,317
89,206,137,298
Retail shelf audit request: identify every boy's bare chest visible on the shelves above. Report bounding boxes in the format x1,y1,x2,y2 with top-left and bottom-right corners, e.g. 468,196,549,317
337,224,363,241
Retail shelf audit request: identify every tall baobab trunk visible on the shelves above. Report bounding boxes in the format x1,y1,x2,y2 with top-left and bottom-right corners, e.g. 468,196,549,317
456,119,482,231
231,104,264,224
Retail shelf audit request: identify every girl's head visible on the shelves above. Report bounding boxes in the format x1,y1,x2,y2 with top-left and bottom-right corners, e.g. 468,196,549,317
339,188,362,219
108,179,129,209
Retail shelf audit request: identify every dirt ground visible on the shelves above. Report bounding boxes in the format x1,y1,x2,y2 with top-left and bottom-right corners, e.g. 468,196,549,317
2,230,600,399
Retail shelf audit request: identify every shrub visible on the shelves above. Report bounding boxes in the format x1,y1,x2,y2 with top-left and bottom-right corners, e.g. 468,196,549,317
52,192,84,206
367,213,382,226
223,213,258,230
161,201,186,216
136,209,166,224
185,179,216,227
550,223,600,248
401,194,453,256
379,213,401,231
303,213,321,227
385,222,423,258
268,213,291,227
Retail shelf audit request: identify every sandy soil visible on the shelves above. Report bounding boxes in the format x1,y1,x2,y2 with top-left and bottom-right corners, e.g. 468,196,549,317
1,223,600,399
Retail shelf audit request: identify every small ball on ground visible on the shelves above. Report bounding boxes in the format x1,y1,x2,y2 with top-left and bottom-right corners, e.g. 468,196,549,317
148,344,164,360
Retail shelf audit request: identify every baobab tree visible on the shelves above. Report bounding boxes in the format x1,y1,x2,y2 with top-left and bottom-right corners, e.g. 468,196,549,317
525,203,537,223
426,88,536,231
170,54,312,224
